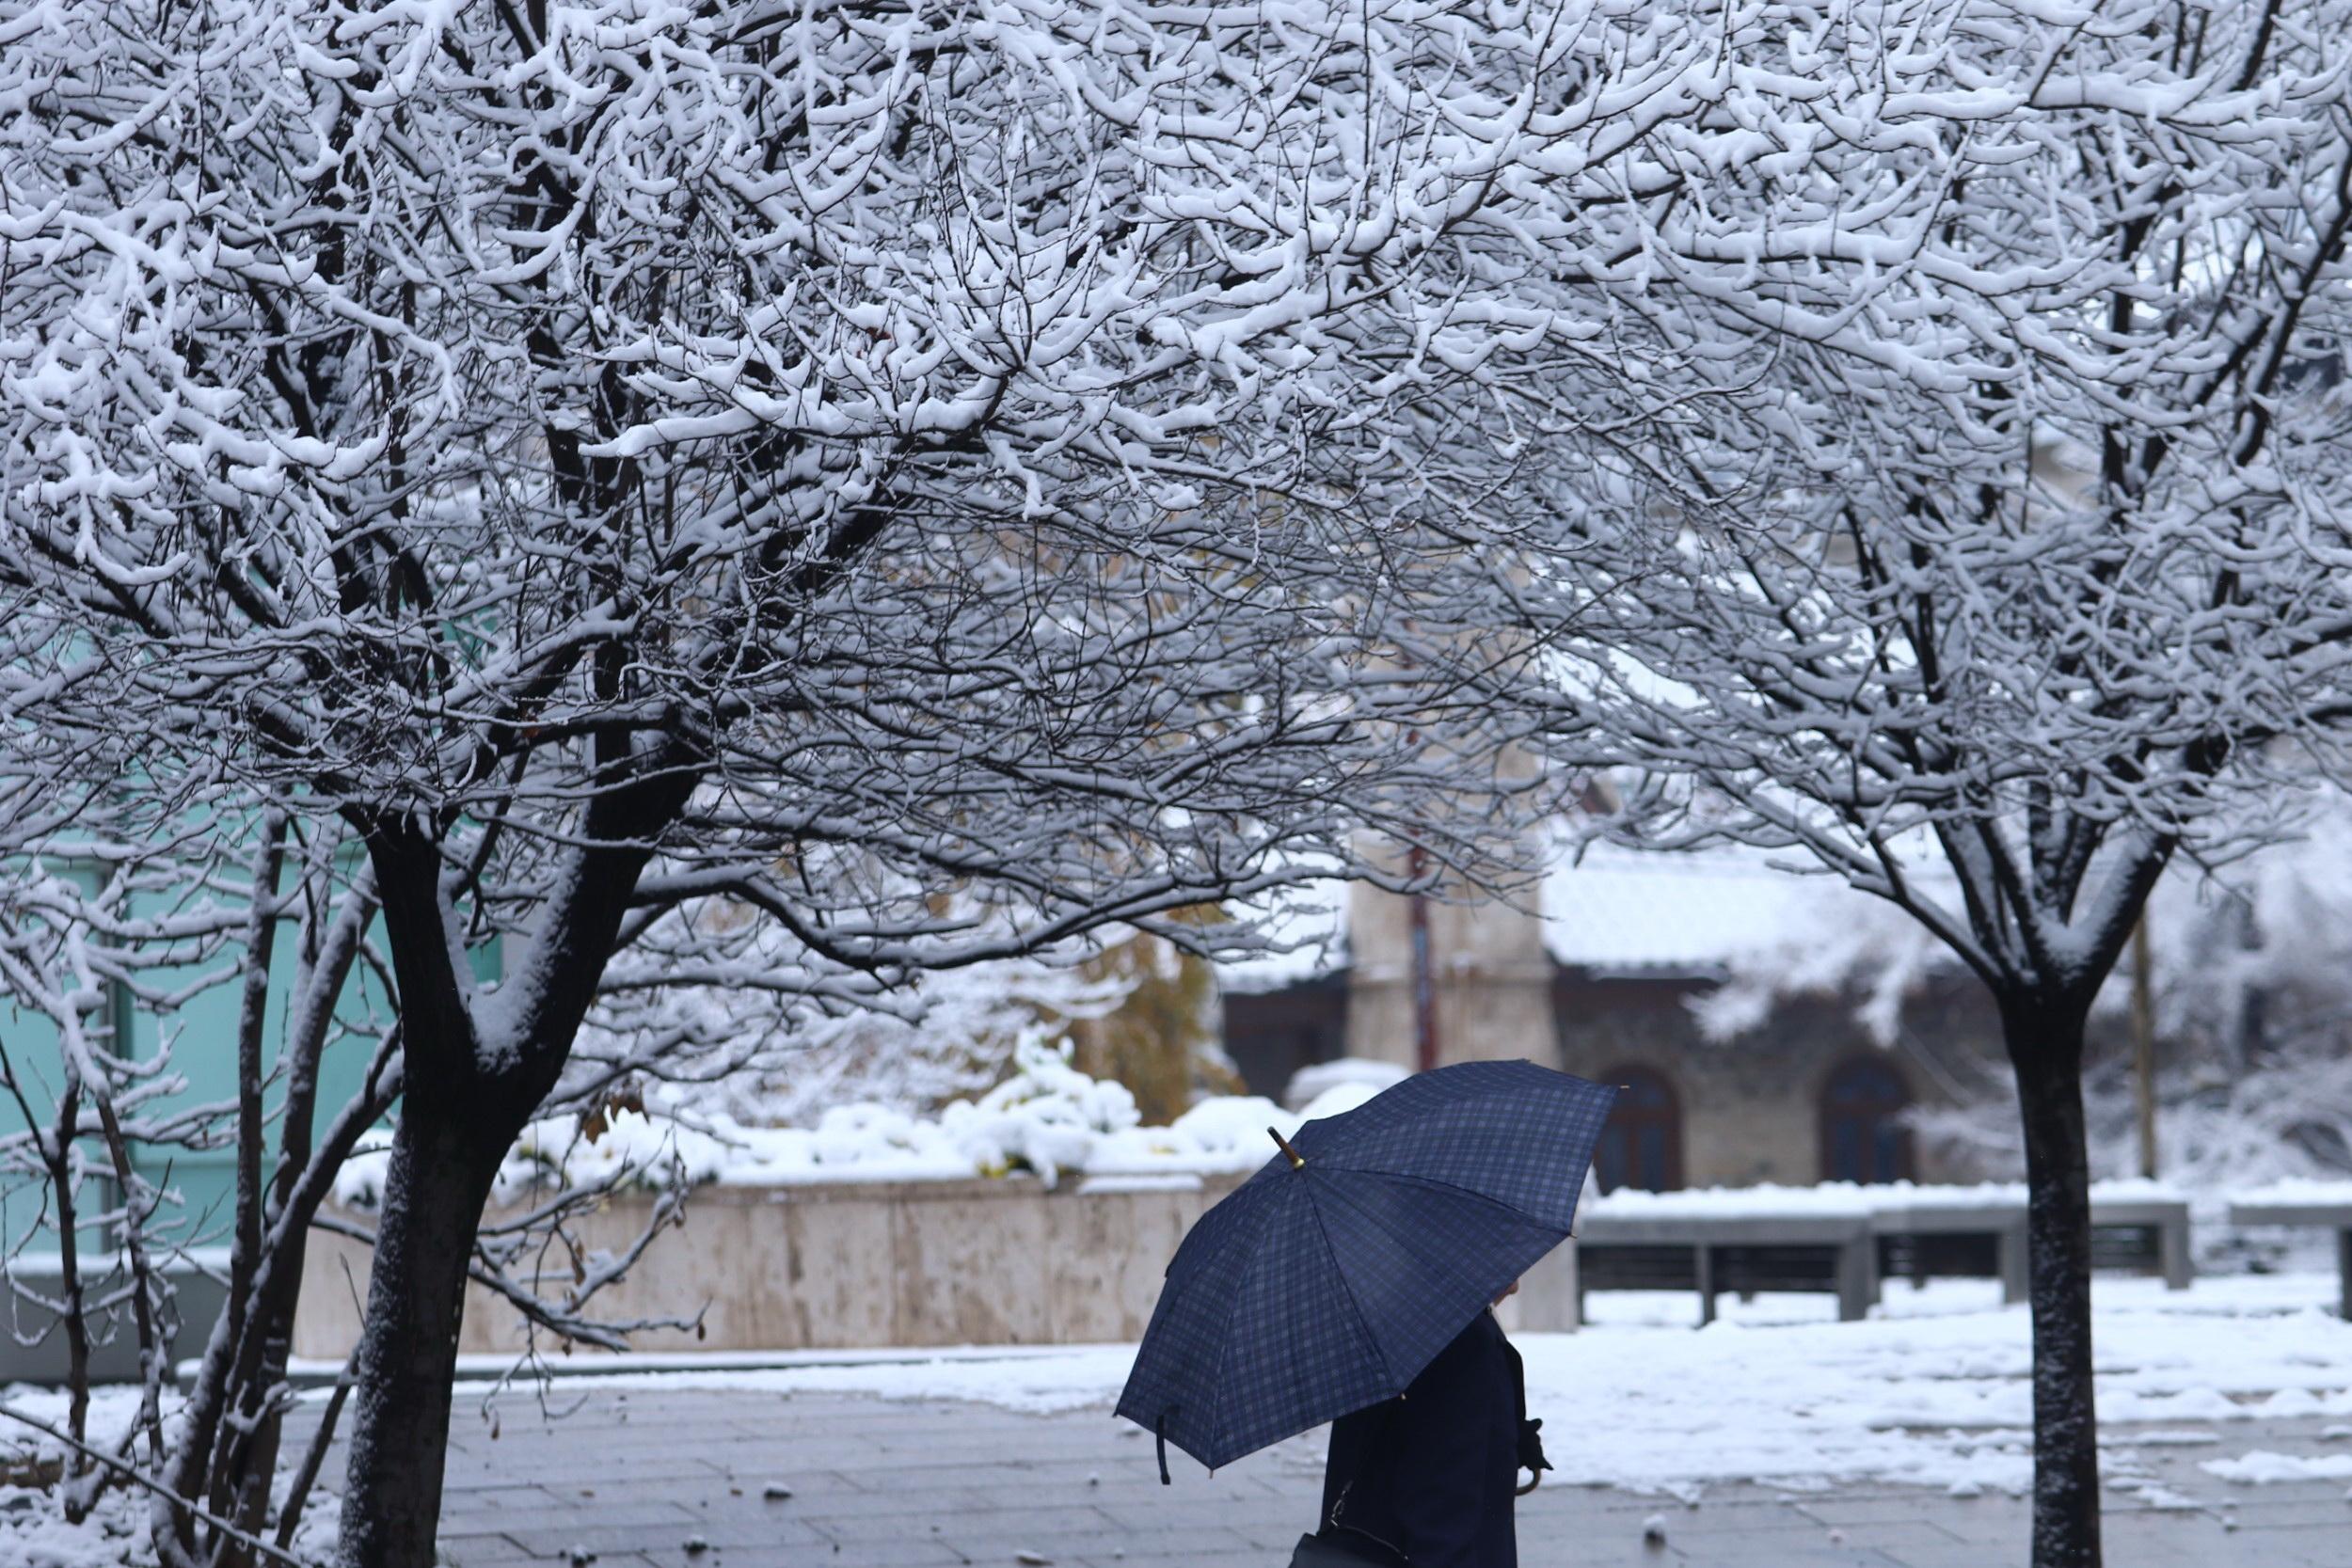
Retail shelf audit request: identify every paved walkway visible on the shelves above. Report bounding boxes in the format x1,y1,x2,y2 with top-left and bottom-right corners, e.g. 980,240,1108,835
326,1386,2352,1568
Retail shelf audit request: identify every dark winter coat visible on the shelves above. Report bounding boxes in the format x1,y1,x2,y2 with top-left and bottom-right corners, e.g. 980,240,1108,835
1316,1308,1536,1568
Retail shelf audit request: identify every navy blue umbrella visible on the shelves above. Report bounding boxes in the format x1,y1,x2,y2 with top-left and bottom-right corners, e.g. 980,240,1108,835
1116,1058,1616,1480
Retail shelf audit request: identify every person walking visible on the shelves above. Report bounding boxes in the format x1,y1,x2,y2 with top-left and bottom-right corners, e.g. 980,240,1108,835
1113,1062,1609,1568
1301,1282,1550,1568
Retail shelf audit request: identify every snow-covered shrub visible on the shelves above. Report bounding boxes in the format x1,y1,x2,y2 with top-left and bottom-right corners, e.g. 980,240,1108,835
334,1033,1396,1206
1282,1057,1410,1111
938,1034,1144,1184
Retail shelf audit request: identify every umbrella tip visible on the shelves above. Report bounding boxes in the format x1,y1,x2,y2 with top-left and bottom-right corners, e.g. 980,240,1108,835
1267,1126,1307,1170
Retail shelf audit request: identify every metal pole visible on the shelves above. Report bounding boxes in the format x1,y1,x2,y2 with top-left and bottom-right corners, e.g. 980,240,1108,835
2132,915,2158,1180
1407,845,1440,1074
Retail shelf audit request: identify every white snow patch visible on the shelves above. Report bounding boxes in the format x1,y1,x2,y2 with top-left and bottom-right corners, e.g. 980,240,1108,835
1282,1057,1408,1112
2200,1450,2352,1485
1583,1177,2185,1222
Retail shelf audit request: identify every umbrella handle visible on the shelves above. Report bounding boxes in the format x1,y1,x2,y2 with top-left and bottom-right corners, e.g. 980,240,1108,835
1266,1126,1307,1170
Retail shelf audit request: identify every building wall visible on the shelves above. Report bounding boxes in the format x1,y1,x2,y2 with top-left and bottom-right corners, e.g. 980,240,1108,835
1549,973,2005,1187
1217,932,2018,1189
1343,883,1558,1071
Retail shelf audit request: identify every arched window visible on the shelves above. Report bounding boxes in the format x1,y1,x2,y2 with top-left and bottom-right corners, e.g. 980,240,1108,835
1820,1055,1915,1184
1594,1065,1683,1193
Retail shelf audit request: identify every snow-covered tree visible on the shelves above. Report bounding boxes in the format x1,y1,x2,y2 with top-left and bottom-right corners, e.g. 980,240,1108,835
1517,9,2352,1565
1878,801,2352,1215
0,2,1852,1564
8,1,2277,1563
0,799,401,1561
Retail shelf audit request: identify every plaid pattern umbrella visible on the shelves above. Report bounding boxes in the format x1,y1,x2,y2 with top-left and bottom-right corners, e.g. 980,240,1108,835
1116,1058,1617,1479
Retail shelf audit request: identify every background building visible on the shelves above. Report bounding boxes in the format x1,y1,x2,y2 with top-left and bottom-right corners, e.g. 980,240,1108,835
1220,846,2012,1191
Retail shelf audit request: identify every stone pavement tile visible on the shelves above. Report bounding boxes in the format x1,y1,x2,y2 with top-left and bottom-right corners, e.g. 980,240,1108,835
639,1508,836,1551
442,1458,735,1491
1791,1495,1979,1528
1091,1496,1311,1532
434,1481,580,1513
797,1504,1117,1544
437,1532,543,1566
846,1544,1025,1568
1073,1475,1295,1506
2225,1496,2352,1528
630,1545,878,1568
885,1510,1154,1547
530,1480,764,1512
1672,1552,1903,1568
1118,1507,1311,1547
663,1544,967,1568
500,1517,831,1559
825,1462,1119,1494
2104,1513,2280,1565
1792,1522,1969,1556
1528,1494,1814,1532
453,1502,709,1536
949,1522,1259,1561
699,1437,899,1468
691,1484,1005,1522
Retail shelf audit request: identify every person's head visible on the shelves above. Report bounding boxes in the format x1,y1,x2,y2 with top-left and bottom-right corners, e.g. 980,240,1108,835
1491,1278,1519,1307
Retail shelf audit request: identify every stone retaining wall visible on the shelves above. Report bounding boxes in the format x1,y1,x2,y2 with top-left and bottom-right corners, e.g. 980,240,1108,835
294,1172,1580,1360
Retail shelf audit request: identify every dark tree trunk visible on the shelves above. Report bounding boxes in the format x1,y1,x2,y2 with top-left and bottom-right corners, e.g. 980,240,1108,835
334,1093,506,1568
2000,991,2103,1568
334,780,694,1568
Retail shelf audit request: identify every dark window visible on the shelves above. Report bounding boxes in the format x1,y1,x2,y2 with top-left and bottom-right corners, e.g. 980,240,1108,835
1594,1065,1683,1193
1820,1055,1915,1183
1220,973,1349,1100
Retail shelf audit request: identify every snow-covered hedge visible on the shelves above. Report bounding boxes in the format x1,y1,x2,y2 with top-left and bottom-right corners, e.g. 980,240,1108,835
333,1036,1382,1208
1281,1056,1409,1111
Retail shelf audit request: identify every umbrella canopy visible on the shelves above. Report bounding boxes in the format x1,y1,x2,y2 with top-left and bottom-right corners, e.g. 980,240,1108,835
1116,1058,1617,1477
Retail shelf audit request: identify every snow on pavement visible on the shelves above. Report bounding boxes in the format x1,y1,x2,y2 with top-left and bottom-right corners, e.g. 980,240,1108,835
469,1272,2352,1500
2199,1450,2352,1484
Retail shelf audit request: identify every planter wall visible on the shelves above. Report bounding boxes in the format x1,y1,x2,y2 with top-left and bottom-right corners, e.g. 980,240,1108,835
295,1172,1580,1360
294,1173,1250,1359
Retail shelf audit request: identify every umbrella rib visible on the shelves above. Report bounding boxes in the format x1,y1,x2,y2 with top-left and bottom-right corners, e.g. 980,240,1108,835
1301,1177,1400,1394
1199,1185,1285,1466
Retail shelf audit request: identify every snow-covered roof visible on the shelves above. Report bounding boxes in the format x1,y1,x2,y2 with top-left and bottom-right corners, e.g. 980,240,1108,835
1212,843,1914,992
1539,842,1873,974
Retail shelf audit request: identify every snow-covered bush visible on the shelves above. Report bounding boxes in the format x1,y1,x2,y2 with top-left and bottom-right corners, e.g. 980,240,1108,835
1283,1057,1410,1112
332,1034,1392,1206
939,1034,1145,1183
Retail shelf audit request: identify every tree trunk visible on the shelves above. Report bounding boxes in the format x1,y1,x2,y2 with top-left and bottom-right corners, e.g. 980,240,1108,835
334,784,694,1568
2002,994,2103,1568
334,1096,505,1568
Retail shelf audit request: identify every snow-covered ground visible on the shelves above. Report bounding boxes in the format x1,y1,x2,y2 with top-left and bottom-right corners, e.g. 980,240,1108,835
8,1272,2350,1563
420,1271,2352,1503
